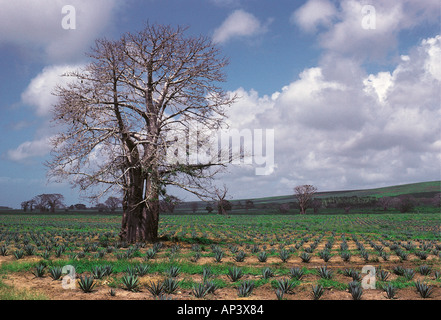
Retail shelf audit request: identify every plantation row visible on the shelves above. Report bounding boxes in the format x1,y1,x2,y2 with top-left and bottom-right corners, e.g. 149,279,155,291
0,213,440,300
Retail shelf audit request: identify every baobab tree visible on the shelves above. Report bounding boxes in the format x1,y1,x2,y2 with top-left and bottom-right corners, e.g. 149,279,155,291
294,185,317,215
47,23,236,242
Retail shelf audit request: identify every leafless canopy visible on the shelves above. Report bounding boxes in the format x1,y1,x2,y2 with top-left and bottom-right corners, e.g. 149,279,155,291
46,23,236,242
294,184,317,215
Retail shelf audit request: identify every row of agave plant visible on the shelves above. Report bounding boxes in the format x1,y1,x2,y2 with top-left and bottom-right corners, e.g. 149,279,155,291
27,261,439,300
1,232,441,265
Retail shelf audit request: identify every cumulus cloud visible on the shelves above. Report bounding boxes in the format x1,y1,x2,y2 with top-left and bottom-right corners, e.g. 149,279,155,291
290,0,337,32
291,0,441,60
219,34,441,195
0,0,119,62
213,9,271,44
6,136,54,162
21,64,83,116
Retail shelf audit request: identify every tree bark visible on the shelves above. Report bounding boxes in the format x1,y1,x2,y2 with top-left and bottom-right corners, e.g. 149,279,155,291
119,169,160,243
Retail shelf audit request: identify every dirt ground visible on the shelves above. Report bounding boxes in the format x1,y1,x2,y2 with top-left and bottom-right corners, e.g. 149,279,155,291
1,251,440,301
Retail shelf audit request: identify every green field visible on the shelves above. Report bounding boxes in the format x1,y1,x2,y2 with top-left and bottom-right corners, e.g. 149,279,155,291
0,212,440,300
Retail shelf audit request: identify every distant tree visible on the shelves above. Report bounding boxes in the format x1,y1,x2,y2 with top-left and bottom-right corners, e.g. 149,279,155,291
311,199,322,214
395,195,415,213
105,197,121,212
378,196,393,211
191,202,198,214
433,193,441,207
294,185,317,215
278,203,290,214
74,203,87,210
44,194,65,213
21,201,30,212
31,194,63,212
214,185,231,217
159,195,181,213
205,205,213,214
245,200,254,212
95,203,108,212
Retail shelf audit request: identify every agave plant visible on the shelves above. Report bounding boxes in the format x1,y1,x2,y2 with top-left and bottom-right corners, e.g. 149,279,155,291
146,280,165,297
233,250,246,262
276,278,296,294
317,266,333,280
121,274,139,292
279,249,290,263
275,289,284,300
383,283,397,299
24,244,36,256
237,280,255,297
78,275,96,293
377,269,390,281
392,266,405,276
0,246,9,256
192,282,209,298
403,268,416,281
347,281,361,294
262,267,274,279
340,251,351,262
227,267,243,282
289,267,304,280
213,250,224,263
135,264,151,276
418,265,431,276
166,265,181,278
414,281,434,298
203,280,219,294
350,284,363,300
49,266,63,280
163,277,180,294
92,266,106,279
202,267,214,282
32,263,46,278
300,252,311,263
415,251,428,260
319,250,332,262
257,251,268,262
311,284,324,300
102,264,114,276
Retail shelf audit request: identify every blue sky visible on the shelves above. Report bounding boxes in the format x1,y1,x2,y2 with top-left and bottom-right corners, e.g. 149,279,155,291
0,0,440,208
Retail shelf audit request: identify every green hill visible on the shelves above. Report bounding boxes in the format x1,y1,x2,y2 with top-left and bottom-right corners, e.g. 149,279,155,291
173,181,440,215
237,181,440,205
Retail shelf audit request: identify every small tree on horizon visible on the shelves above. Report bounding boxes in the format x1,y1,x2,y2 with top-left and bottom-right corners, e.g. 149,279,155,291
294,185,317,215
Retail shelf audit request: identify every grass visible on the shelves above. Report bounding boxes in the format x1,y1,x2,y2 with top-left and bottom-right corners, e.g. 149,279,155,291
0,279,47,300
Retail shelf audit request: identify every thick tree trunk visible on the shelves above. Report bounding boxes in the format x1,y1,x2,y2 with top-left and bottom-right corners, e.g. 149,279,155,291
120,198,160,243
119,172,160,243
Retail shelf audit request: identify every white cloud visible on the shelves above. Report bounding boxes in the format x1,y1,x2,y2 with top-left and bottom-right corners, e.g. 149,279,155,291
219,34,441,195
213,9,270,44
292,0,441,60
0,0,119,62
21,64,83,116
6,136,53,162
290,0,337,32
